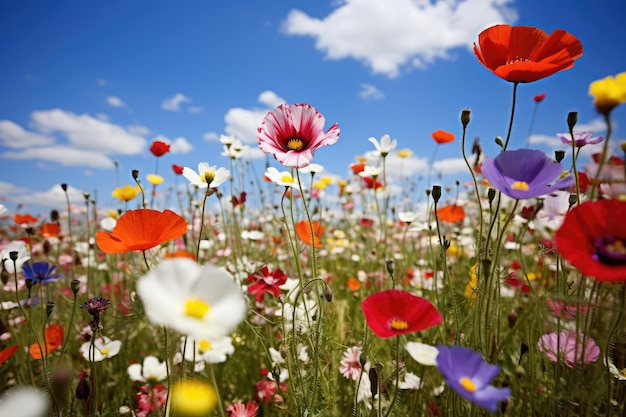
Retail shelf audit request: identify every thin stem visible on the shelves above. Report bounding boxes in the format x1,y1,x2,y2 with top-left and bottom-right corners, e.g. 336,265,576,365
502,82,519,151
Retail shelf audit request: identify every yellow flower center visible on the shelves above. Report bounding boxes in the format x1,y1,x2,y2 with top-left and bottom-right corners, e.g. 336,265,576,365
185,298,210,319
460,377,477,392
171,380,217,415
389,318,409,331
287,138,304,151
198,340,212,352
512,181,529,191
281,175,294,184
100,348,109,355
203,171,215,184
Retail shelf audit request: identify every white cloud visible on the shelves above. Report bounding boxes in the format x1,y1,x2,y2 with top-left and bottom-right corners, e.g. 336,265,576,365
223,91,286,143
432,157,469,175
528,134,561,148
18,184,85,208
358,83,384,100
97,79,109,86
127,125,150,136
1,146,115,168
170,137,194,154
242,147,266,160
0,181,29,196
282,0,517,77
106,96,125,107
573,118,607,134
203,131,219,142
30,109,146,154
0,120,55,148
188,106,204,113
161,93,192,111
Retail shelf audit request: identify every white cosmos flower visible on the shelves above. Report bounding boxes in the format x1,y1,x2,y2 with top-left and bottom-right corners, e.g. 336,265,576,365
368,134,397,157
79,336,122,362
1,240,30,274
299,163,324,174
264,167,300,188
127,355,168,383
405,342,439,366
137,258,247,340
219,134,236,145
398,211,419,224
359,165,383,179
181,335,235,364
221,139,248,159
0,386,49,417
241,230,264,240
398,372,423,390
182,163,230,189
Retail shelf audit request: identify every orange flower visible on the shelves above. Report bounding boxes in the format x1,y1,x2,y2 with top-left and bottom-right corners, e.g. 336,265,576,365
40,222,61,238
29,324,64,359
96,209,187,254
0,344,19,366
347,277,361,291
295,220,324,248
164,249,197,261
14,213,38,226
437,204,466,223
431,129,455,144
474,24,583,83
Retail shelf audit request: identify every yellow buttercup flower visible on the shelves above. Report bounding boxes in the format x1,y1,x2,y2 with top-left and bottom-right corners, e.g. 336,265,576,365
170,380,217,416
146,174,164,185
313,181,327,190
589,71,626,115
320,176,333,185
112,185,140,202
396,148,413,158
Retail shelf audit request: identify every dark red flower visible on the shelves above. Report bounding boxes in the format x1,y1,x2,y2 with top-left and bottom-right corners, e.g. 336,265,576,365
247,266,288,302
555,199,626,281
0,344,19,366
362,176,383,189
534,93,547,102
361,289,442,338
474,24,583,83
150,140,170,157
231,191,247,207
172,164,184,175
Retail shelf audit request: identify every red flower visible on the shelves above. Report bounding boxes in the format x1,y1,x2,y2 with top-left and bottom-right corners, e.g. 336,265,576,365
361,289,442,338
150,140,170,157
362,176,383,189
436,204,465,223
96,209,187,254
172,164,184,175
14,213,38,226
247,266,288,302
0,344,19,366
231,191,247,207
295,220,324,248
431,129,455,144
29,324,64,359
534,93,547,102
350,162,366,175
555,199,626,281
226,401,259,417
40,222,61,238
474,24,583,83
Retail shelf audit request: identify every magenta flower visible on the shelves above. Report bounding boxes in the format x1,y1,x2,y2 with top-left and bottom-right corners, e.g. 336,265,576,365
257,103,340,168
557,131,603,148
482,149,573,199
538,330,600,367
436,345,511,413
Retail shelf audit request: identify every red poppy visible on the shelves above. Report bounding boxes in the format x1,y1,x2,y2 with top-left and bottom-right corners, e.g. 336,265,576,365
40,222,61,238
96,209,187,254
555,199,626,281
347,277,361,291
431,129,455,144
29,324,64,359
361,289,442,338
436,204,465,223
295,220,324,248
0,344,19,366
362,176,383,189
534,93,547,102
350,162,366,175
247,266,288,302
573,172,591,193
150,140,170,157
172,164,184,175
14,213,38,226
474,24,583,83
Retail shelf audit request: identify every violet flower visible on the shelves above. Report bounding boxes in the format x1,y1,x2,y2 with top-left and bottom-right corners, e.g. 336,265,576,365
436,345,510,413
557,131,603,148
537,330,600,367
482,149,573,199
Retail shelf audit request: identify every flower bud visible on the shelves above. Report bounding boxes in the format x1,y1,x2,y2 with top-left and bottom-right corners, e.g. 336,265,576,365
460,108,471,128
495,136,504,149
9,251,18,261
487,187,496,204
567,111,578,131
71,279,81,295
385,259,394,276
431,185,442,203
554,150,566,163
46,301,55,317
324,285,333,302
61,183,68,192
568,193,577,208
132,170,139,180
25,278,35,289
76,371,90,400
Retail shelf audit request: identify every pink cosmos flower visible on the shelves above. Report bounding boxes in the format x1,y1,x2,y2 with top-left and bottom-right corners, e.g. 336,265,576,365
257,103,340,168
339,346,363,381
226,401,259,417
537,330,600,367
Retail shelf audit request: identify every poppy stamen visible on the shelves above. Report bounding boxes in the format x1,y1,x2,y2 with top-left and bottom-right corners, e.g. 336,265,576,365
389,318,409,331
594,236,626,265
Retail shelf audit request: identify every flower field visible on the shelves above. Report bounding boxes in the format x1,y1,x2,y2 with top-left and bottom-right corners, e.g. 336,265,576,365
1,23,626,417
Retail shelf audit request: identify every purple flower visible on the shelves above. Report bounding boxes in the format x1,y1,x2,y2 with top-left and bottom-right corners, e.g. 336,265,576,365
436,345,511,413
22,262,61,282
557,132,604,148
537,330,600,368
482,149,574,199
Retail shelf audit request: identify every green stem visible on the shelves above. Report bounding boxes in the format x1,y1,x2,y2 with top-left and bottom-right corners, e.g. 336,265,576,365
590,113,613,200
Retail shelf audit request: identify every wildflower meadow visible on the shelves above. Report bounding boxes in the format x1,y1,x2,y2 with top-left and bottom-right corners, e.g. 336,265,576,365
2,23,626,417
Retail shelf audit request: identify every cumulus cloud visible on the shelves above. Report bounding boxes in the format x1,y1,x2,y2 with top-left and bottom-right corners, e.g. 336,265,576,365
188,106,204,113
18,184,85,208
106,96,125,107
223,91,286,143
161,93,192,111
0,180,29,196
528,134,561,148
282,0,517,77
358,83,384,101
0,120,55,148
170,137,194,154
30,109,146,154
432,157,470,176
1,146,115,168
203,131,219,142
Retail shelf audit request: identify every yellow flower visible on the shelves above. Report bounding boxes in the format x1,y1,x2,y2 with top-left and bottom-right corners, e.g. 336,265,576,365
321,176,333,185
313,181,327,190
396,148,413,158
146,174,164,185
465,264,478,300
589,72,626,115
170,380,217,416
112,185,140,202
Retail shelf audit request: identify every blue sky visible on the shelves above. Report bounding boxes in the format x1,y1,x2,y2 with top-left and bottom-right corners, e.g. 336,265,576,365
1,0,625,215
